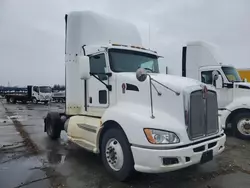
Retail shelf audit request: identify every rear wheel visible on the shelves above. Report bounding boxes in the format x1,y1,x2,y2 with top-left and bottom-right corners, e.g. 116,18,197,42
233,112,250,140
9,97,16,104
45,112,62,140
101,128,135,181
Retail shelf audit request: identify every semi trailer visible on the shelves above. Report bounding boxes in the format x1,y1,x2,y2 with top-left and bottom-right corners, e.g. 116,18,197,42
167,41,250,140
5,85,52,104
44,11,225,181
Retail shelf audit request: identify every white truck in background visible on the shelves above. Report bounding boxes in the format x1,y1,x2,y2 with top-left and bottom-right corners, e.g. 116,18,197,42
5,85,52,104
168,41,250,139
44,11,225,181
52,90,65,103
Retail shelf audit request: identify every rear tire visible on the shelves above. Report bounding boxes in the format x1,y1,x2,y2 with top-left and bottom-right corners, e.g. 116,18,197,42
233,112,250,140
9,97,16,104
45,112,62,140
101,128,135,181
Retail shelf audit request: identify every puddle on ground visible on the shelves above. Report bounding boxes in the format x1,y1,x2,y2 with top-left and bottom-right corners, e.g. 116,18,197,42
8,115,28,121
46,151,66,165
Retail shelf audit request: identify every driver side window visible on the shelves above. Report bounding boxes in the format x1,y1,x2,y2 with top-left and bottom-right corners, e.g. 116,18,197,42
90,54,107,81
201,70,222,85
201,71,213,85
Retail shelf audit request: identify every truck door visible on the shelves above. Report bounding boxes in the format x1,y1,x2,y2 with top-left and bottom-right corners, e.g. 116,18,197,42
32,86,40,100
200,68,233,108
87,53,109,113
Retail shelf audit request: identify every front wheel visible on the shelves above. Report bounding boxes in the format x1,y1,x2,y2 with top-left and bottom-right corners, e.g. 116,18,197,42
233,112,250,140
101,128,135,181
32,98,37,104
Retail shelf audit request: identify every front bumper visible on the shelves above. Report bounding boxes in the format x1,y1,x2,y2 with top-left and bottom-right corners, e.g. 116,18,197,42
39,98,52,102
131,133,226,173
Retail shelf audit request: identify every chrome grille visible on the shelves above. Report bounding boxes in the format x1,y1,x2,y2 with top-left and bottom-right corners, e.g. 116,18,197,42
188,90,219,140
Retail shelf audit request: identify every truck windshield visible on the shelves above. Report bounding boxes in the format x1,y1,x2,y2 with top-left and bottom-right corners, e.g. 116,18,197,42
222,66,242,82
109,49,159,73
39,87,52,93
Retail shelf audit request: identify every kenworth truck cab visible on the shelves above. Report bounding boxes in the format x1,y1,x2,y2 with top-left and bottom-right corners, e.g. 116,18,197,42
181,41,250,139
44,11,226,181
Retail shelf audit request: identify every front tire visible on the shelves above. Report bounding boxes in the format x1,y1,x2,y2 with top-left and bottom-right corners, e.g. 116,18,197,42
233,112,250,140
45,112,62,140
32,98,37,104
101,128,135,181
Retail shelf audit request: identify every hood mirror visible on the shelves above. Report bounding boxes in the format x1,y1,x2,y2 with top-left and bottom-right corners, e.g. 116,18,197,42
212,70,219,81
136,68,148,82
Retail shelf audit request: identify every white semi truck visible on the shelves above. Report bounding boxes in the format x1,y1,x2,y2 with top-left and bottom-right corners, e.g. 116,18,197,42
169,41,250,140
44,11,226,181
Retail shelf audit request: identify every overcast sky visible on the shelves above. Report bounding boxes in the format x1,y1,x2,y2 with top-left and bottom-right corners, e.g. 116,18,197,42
0,0,250,86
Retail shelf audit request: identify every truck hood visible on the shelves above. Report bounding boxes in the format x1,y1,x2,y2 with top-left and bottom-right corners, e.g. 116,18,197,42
232,82,250,100
150,73,205,91
116,73,212,125
235,82,250,89
117,72,207,93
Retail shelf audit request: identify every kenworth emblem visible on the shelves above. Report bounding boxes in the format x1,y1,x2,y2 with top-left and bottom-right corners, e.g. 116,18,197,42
201,85,208,99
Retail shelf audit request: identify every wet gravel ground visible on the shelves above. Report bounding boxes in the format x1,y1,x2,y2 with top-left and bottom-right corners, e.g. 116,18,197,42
0,99,250,188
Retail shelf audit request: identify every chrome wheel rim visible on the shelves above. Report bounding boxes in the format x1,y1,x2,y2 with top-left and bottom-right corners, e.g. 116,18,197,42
105,138,124,171
237,118,250,136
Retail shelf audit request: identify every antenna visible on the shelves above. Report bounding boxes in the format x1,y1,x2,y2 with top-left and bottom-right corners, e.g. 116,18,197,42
148,23,151,49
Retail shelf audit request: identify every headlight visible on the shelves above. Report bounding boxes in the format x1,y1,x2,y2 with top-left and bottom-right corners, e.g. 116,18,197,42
144,129,180,144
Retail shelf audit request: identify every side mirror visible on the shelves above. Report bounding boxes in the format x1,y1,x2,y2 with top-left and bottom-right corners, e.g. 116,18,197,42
243,78,248,82
212,70,219,81
136,68,148,82
78,55,90,80
215,75,223,89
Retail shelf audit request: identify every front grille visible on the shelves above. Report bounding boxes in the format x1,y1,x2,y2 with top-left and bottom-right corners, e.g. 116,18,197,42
188,90,219,140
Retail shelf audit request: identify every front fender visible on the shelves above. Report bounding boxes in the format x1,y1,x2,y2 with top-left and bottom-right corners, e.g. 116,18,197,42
220,97,250,128
101,102,188,147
